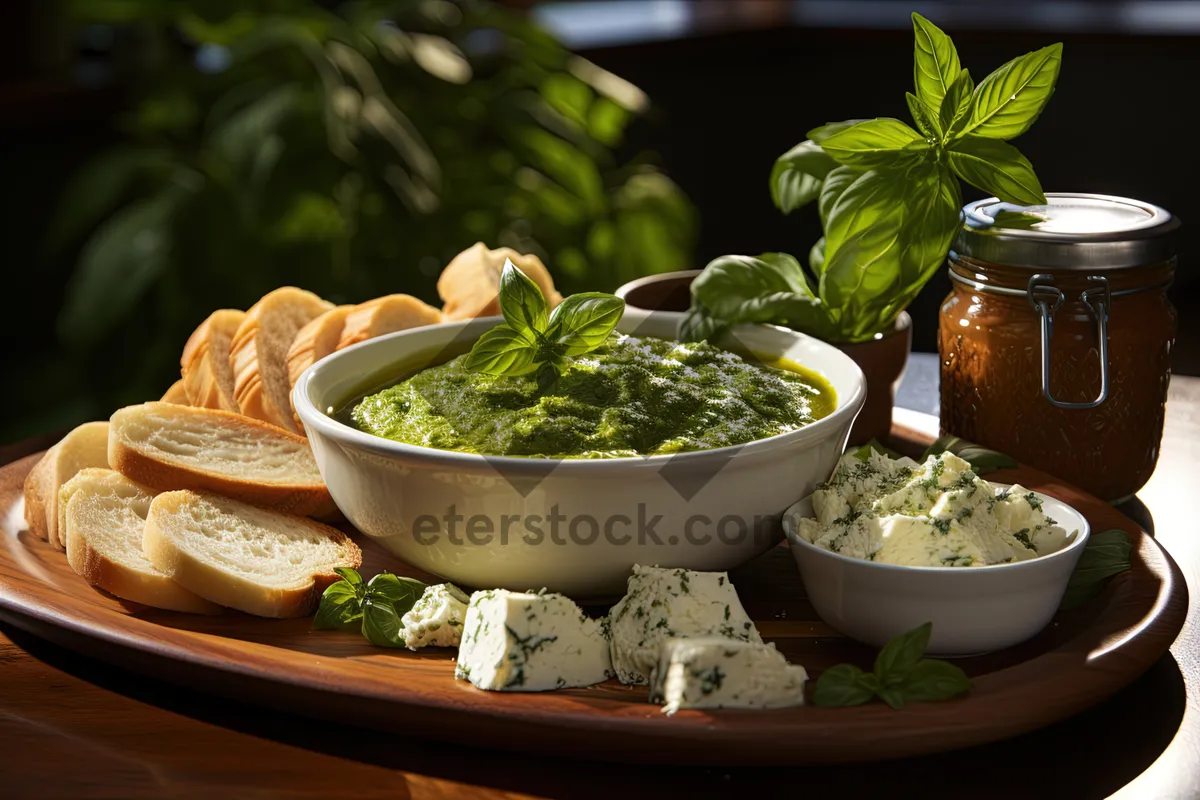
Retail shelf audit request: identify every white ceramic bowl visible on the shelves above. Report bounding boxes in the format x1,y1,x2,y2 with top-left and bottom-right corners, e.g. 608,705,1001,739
294,310,865,597
783,486,1091,655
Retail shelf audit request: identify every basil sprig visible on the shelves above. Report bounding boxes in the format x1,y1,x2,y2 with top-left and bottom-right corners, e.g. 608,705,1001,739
688,13,1061,344
464,259,625,381
1059,529,1133,610
814,622,972,708
314,567,427,648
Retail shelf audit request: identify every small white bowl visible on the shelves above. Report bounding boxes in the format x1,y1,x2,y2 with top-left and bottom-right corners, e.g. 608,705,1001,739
782,486,1090,655
295,310,866,597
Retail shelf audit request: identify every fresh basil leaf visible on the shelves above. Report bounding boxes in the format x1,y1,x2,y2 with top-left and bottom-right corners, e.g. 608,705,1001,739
906,92,941,139
812,663,877,707
876,686,908,710
362,596,407,648
807,119,867,144
691,253,836,338
313,580,364,631
809,237,826,276
852,438,905,462
939,68,974,138
498,259,548,333
947,135,1046,207
818,118,930,170
912,13,962,110
818,166,862,229
922,434,1018,475
770,140,836,214
899,658,973,703
960,43,1063,140
333,567,363,587
1059,529,1133,610
874,621,932,680
463,324,539,377
546,292,625,356
366,572,427,617
678,303,727,343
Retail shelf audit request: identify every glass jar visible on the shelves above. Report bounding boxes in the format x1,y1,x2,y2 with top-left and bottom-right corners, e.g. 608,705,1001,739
939,193,1179,502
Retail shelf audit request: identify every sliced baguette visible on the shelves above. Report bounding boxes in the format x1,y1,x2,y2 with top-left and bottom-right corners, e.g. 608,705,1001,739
24,422,111,550
231,288,333,433
181,309,245,412
336,294,443,350
61,469,220,614
160,379,190,404
144,490,361,618
108,402,335,517
438,243,563,321
286,305,354,389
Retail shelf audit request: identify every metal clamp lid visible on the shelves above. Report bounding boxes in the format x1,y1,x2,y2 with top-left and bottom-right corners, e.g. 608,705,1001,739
1027,273,1111,409
956,193,1179,270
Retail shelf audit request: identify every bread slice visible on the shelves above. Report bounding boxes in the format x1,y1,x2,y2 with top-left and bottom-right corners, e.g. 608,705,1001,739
108,402,335,517
160,379,189,404
23,422,110,550
181,309,245,412
336,295,443,350
231,288,333,433
286,305,354,388
438,243,564,321
61,469,220,614
144,490,362,618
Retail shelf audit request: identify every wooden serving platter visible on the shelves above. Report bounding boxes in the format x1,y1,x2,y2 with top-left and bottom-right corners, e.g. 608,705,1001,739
0,433,1187,766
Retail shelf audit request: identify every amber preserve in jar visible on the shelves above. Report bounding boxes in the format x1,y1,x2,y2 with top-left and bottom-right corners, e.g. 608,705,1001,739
939,193,1179,501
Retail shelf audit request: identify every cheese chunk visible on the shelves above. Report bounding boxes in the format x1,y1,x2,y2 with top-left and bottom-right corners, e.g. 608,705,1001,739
401,583,469,651
455,589,612,691
649,637,807,715
608,565,762,685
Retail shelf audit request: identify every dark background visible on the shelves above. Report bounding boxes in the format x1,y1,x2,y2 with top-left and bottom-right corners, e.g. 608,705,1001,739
3,0,1197,443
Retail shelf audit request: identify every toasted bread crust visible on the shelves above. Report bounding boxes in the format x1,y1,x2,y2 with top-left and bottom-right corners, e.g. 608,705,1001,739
286,305,354,388
336,295,443,350
182,309,246,412
144,491,361,618
108,404,336,518
231,288,332,433
438,243,563,321
22,446,56,541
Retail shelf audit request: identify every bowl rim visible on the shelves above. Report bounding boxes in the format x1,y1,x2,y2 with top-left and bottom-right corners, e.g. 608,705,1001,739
782,484,1092,574
293,314,866,472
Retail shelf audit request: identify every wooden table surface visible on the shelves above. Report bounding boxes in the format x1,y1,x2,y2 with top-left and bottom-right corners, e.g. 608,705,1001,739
1,374,1196,799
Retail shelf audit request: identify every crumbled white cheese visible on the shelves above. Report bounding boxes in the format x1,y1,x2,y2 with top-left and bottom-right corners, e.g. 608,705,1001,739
607,565,762,685
649,637,807,714
797,451,1074,567
400,583,469,650
455,589,612,691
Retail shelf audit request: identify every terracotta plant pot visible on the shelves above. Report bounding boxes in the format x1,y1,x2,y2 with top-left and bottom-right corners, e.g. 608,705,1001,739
615,270,911,445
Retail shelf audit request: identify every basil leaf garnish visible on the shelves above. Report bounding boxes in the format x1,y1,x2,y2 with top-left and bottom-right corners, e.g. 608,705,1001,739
947,135,1047,207
1059,529,1133,610
678,304,726,344
912,12,962,110
958,43,1063,140
921,435,1018,475
464,259,624,378
333,566,363,587
546,292,625,356
812,664,877,708
313,578,365,631
814,622,972,708
851,438,906,462
690,253,837,340
366,572,427,618
770,140,836,214
686,13,1060,344
462,324,540,376
362,596,407,648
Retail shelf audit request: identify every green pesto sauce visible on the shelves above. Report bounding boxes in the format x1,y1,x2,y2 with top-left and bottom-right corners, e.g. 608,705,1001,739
349,334,836,458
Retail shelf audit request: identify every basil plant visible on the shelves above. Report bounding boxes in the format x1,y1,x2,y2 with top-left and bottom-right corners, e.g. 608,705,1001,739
685,13,1062,344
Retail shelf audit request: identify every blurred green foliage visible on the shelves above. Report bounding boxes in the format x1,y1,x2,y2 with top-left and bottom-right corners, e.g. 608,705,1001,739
20,0,694,442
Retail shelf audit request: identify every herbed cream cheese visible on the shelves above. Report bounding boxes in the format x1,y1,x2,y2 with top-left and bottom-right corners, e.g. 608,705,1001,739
796,451,1073,567
400,583,470,650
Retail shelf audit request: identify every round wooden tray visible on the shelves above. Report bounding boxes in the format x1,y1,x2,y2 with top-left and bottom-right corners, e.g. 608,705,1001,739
0,432,1187,766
